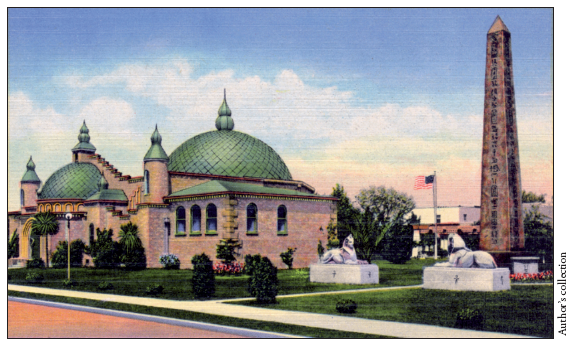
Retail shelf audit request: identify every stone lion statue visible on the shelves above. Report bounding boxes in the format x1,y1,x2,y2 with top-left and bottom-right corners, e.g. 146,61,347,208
434,233,497,268
320,234,369,265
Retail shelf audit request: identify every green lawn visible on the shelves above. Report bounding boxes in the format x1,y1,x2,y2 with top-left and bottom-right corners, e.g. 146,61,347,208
231,285,553,338
8,259,438,300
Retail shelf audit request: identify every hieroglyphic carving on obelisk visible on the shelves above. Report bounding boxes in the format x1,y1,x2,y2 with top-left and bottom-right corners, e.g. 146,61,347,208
479,16,524,252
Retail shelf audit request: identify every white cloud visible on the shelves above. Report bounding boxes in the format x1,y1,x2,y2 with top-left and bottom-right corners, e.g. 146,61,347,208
9,61,552,210
78,97,136,133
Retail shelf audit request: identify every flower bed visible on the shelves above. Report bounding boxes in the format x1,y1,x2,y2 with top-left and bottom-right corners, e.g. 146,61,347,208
213,262,245,275
510,270,553,283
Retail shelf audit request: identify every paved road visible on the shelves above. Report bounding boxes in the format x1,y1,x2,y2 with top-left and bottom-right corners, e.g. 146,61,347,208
8,298,291,338
8,284,533,338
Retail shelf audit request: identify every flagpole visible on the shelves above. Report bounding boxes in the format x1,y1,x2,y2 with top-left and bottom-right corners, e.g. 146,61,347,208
433,171,438,260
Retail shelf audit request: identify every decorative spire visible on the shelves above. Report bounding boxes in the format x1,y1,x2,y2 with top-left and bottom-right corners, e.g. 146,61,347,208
144,124,169,161
72,120,97,153
98,173,109,190
21,156,41,183
151,124,162,145
216,89,234,131
488,15,510,34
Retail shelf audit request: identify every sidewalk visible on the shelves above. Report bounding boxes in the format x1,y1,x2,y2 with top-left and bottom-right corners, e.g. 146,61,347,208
8,284,533,338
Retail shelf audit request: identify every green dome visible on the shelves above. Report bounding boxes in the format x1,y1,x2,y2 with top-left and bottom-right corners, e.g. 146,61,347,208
38,163,102,200
168,130,292,180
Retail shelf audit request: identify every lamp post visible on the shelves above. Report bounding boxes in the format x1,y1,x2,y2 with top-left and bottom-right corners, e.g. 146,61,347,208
65,213,72,280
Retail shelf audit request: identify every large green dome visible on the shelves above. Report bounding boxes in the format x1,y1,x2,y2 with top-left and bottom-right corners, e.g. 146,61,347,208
168,130,292,180
38,162,102,200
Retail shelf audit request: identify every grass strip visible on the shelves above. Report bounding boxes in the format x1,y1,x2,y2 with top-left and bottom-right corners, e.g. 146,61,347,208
7,259,439,300
231,285,553,338
8,291,393,338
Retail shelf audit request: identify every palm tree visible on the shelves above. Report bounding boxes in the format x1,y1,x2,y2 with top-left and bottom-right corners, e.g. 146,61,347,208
31,212,59,267
118,222,142,254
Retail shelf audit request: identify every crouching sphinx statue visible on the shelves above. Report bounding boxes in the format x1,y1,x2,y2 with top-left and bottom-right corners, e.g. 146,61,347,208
434,234,497,268
320,234,369,265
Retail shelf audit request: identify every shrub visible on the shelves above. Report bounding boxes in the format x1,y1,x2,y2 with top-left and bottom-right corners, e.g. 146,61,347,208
280,247,297,269
25,271,44,284
438,248,449,258
247,254,278,304
336,299,358,313
62,279,78,288
159,254,180,270
97,281,114,291
244,254,262,276
317,240,325,260
88,228,121,269
454,308,484,330
26,257,45,269
51,239,86,269
145,284,164,296
121,247,146,270
119,222,146,270
191,253,215,299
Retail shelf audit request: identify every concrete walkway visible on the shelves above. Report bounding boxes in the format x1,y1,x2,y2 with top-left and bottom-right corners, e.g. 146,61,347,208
8,284,533,338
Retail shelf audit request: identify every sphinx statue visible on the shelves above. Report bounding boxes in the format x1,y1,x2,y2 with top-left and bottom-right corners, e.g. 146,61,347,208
434,233,497,268
320,234,369,265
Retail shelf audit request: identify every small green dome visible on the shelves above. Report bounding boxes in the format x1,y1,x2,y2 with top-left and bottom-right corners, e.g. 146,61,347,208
21,156,41,183
144,125,169,161
38,163,102,200
72,120,96,152
168,130,292,180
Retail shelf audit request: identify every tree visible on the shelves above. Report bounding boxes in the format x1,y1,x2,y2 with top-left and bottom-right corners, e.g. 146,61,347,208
349,186,415,263
31,212,59,267
407,212,420,225
380,224,414,264
331,184,360,245
51,239,86,268
522,190,546,203
88,228,121,269
216,238,241,265
118,222,146,270
524,205,553,264
356,186,415,224
8,231,19,259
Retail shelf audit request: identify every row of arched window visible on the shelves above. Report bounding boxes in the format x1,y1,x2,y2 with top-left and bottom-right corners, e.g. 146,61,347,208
174,203,288,235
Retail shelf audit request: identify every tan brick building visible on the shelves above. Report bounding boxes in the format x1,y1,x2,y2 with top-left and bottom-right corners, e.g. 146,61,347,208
8,93,337,269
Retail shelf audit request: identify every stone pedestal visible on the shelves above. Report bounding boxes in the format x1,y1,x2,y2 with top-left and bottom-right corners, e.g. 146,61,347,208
309,264,379,284
511,256,539,274
423,267,510,291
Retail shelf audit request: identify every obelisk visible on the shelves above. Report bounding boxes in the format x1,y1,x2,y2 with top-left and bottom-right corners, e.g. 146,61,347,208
479,16,524,259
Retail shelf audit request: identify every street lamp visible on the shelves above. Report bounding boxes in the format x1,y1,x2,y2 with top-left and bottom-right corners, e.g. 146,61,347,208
65,213,73,280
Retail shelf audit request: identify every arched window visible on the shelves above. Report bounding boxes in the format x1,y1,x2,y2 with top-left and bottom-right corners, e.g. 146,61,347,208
247,203,258,233
277,205,287,233
176,206,186,234
20,189,24,206
144,170,150,194
191,205,201,233
89,224,95,246
206,204,217,232
46,205,52,212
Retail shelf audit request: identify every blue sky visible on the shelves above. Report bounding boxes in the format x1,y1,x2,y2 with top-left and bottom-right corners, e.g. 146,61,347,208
8,8,553,210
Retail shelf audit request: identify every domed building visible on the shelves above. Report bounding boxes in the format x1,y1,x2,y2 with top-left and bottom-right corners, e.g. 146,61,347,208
8,92,337,269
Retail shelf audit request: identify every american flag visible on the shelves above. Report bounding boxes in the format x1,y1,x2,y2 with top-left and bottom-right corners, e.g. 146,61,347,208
414,175,434,190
